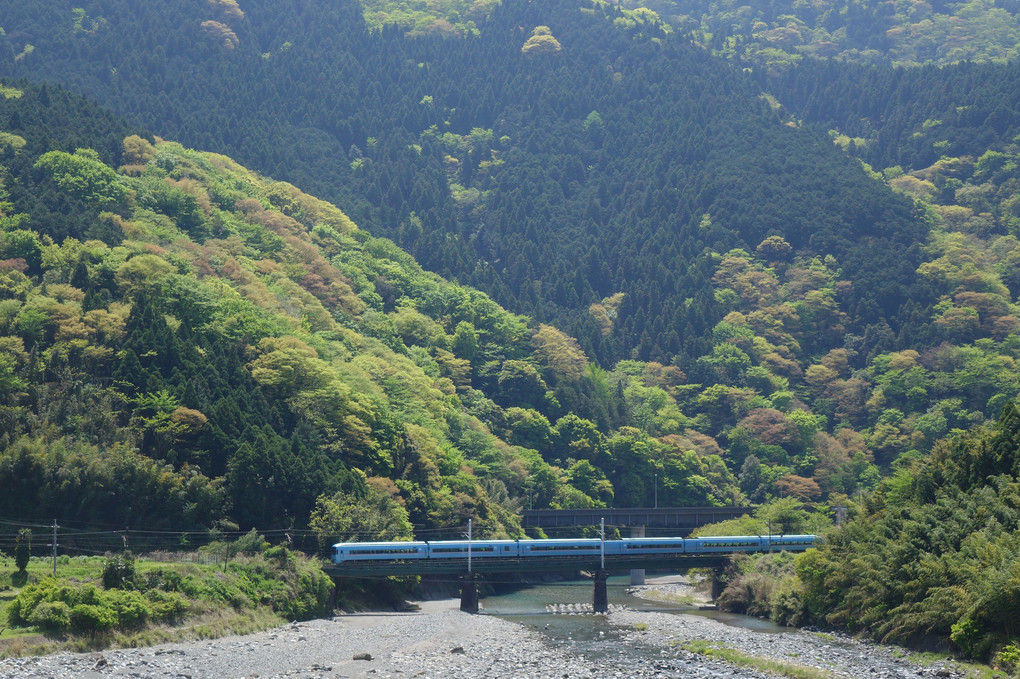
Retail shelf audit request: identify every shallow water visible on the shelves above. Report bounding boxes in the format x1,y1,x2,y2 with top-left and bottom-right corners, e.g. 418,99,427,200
480,574,789,647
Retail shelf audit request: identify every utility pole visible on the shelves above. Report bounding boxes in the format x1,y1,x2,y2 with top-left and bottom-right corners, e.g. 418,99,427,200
654,473,658,509
593,517,608,614
51,519,58,576
460,518,477,613
599,517,605,570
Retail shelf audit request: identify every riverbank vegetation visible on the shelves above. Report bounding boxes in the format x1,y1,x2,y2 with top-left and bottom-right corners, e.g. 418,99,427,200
0,538,330,657
680,640,839,679
712,406,1020,671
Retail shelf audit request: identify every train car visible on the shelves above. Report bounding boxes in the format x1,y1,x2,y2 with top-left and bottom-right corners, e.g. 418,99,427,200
426,540,520,559
330,534,819,565
685,535,768,553
765,535,816,551
331,541,428,564
614,537,688,555
518,538,602,557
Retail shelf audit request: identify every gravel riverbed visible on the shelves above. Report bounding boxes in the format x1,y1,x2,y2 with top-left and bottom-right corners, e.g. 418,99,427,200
0,580,964,679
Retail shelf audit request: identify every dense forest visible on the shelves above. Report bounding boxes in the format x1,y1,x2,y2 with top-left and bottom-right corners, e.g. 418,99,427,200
761,59,1020,173
2,0,1020,668
707,403,1020,672
626,0,1020,68
0,0,929,368
0,81,751,544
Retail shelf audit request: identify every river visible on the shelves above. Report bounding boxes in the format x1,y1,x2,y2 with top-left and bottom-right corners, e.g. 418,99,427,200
0,574,965,678
480,574,786,654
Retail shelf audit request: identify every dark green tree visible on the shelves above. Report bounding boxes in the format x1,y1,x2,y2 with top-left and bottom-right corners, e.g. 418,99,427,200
15,528,31,573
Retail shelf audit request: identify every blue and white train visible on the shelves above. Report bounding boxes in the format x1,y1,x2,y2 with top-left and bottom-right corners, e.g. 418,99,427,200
331,535,817,564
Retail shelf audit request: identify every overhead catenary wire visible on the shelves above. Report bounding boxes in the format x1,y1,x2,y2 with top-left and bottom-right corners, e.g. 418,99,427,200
0,512,642,563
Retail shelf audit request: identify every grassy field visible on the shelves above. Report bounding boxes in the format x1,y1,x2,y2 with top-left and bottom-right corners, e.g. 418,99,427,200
0,546,334,658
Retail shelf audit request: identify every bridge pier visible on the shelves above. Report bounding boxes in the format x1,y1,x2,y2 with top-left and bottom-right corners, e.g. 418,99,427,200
711,568,725,601
593,569,609,613
629,525,646,585
460,573,478,613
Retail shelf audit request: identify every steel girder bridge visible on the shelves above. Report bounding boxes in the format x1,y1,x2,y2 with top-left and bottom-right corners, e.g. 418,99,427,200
324,551,763,614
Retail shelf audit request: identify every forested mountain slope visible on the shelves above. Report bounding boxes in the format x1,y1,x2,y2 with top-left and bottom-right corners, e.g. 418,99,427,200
703,103,1020,666
3,8,1020,658
1,81,752,540
629,0,1020,68
763,59,1020,173
6,74,1020,536
0,0,930,368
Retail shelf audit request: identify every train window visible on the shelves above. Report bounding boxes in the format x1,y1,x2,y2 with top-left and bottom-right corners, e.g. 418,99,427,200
360,547,420,555
707,541,757,547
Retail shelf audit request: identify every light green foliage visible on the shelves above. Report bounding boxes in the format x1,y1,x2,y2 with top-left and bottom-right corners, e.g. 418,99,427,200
995,644,1020,675
0,230,42,270
522,26,563,54
646,0,1020,66
309,474,414,554
787,405,1020,658
359,0,499,36
693,498,828,537
71,7,107,35
115,254,176,294
504,407,554,453
0,132,26,153
532,324,588,384
5,549,331,640
681,639,837,679
583,110,604,131
34,149,127,208
566,459,613,506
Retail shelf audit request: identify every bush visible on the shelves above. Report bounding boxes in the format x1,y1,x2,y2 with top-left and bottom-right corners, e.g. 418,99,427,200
8,553,333,638
995,644,1020,676
8,579,55,625
143,567,184,592
102,552,138,590
146,589,188,621
27,601,71,633
264,544,294,568
234,529,269,556
105,589,150,628
270,568,332,620
716,552,808,626
951,617,995,659
70,603,117,633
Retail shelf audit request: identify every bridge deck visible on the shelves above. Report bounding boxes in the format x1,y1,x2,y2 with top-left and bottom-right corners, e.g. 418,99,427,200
323,553,739,577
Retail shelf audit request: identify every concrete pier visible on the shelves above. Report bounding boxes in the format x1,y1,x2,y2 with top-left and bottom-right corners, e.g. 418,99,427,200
460,573,478,613
593,569,609,613
711,568,725,600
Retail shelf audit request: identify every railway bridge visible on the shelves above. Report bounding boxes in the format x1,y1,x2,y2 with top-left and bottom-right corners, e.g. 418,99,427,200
324,534,807,614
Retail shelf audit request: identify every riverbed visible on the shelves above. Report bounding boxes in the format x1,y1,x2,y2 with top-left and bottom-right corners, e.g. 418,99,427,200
0,575,964,679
